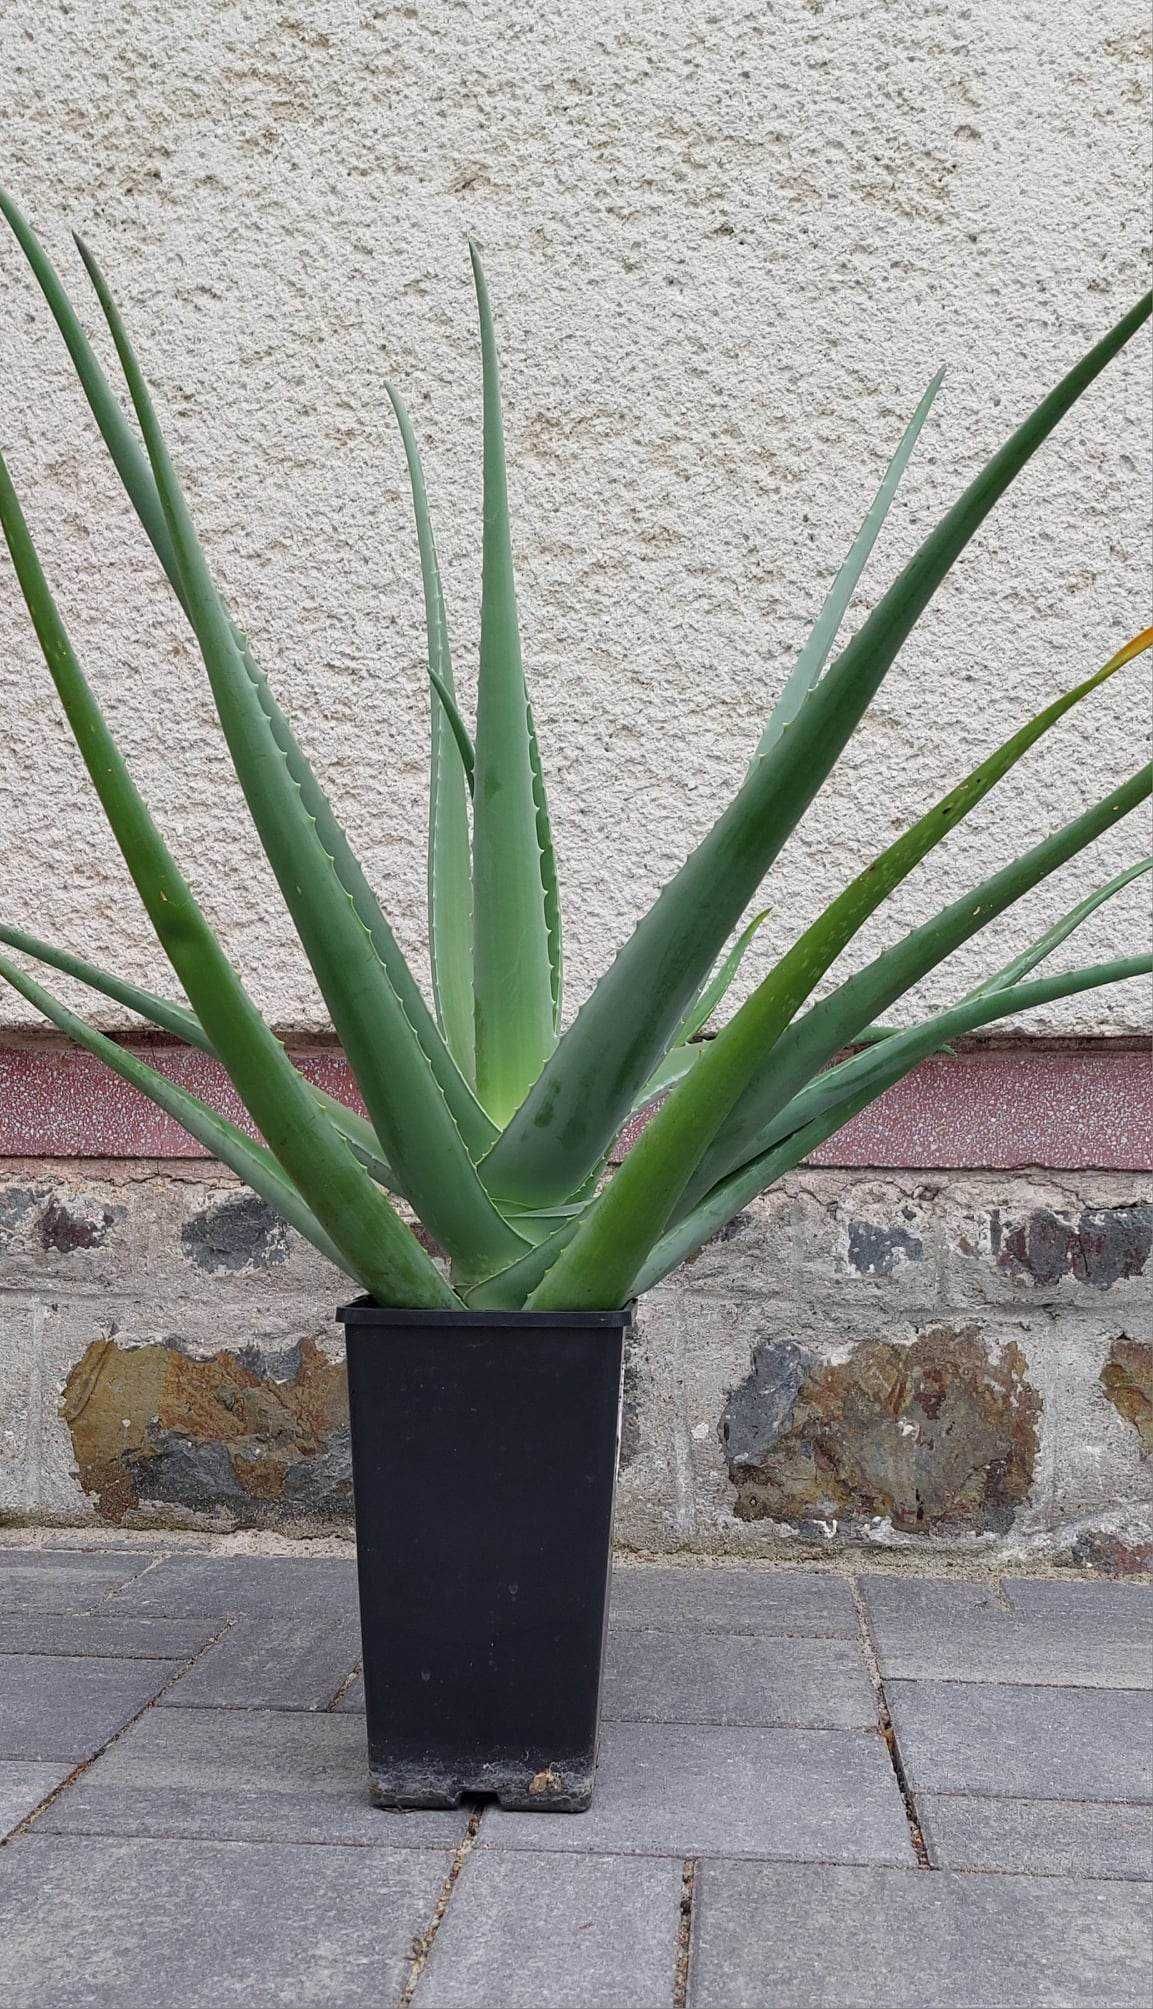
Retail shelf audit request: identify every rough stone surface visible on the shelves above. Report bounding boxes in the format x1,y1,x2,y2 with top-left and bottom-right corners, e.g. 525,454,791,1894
5,1162,1153,1557
721,1326,1041,1534
993,1204,1153,1290
37,1196,123,1255
60,1331,352,1525
179,1195,289,1272
690,1861,1152,2008
1102,1338,1153,1453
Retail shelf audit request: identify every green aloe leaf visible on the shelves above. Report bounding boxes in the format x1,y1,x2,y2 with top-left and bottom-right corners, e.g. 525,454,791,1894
677,908,772,1043
629,1042,702,1116
386,383,476,1085
0,953,355,1274
464,1216,583,1310
0,188,494,1162
76,236,525,1284
0,450,456,1309
469,242,560,1120
528,727,1150,1313
962,852,1153,1001
753,370,944,762
684,761,1152,1209
626,912,770,1116
485,290,1152,1208
0,922,208,1047
0,922,400,1190
638,952,1152,1290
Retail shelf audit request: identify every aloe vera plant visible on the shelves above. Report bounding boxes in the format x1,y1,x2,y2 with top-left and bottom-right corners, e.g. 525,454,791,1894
1,194,1149,1313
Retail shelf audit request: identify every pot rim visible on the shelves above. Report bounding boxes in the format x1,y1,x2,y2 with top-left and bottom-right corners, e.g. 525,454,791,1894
337,1294,633,1330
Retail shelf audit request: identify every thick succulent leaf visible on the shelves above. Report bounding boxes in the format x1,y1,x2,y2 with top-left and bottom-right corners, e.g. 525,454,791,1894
962,853,1153,1000
463,1216,583,1310
485,291,1152,1207
468,242,559,1119
685,762,1152,1208
677,908,772,1044
0,922,208,1047
638,953,1152,1290
529,725,1150,1314
524,639,1143,1301
0,922,402,1190
753,370,944,763
425,654,476,791
77,239,525,1283
629,1041,702,1116
0,191,493,1161
0,953,355,1274
0,452,456,1308
528,696,564,1027
386,385,476,1084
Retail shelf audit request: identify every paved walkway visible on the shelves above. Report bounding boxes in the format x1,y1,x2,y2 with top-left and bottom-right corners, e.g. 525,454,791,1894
0,1545,1148,2007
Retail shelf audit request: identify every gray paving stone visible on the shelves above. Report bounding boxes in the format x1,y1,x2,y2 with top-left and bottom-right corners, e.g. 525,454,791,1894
858,1576,1006,1624
0,1653,182,1760
888,1680,1153,1802
919,1792,1153,1881
110,1553,359,1618
420,1848,681,2008
1006,1578,1153,1627
39,1703,469,1848
0,1761,73,1836
610,1566,857,1636
0,1833,450,2009
862,1578,1151,1688
0,1551,157,1614
688,1859,1151,2007
483,1721,913,1863
0,1614,217,1659
602,1629,875,1727
158,1611,362,1710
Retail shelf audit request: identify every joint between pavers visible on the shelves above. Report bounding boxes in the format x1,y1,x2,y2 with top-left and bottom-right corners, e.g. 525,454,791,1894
0,1610,234,1845
396,1805,485,2007
673,1857,697,2009
325,1662,363,1712
850,1575,934,1870
95,1551,175,1607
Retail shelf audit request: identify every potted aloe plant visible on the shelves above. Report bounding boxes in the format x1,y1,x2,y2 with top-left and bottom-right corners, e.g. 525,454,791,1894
0,192,1149,1810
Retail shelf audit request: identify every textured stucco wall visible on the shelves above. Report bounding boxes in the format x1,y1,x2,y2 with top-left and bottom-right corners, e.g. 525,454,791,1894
0,0,1150,1039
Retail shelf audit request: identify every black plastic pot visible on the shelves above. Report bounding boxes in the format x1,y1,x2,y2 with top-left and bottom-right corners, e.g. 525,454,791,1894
337,1297,631,1812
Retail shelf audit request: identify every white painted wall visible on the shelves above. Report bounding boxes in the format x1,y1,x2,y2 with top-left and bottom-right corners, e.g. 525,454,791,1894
1,0,1149,1040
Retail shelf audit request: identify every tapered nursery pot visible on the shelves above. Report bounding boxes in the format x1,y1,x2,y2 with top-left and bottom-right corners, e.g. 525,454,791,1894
338,1297,631,1812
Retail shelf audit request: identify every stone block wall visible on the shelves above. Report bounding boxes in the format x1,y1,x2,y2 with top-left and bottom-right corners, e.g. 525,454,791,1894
2,1159,1149,1571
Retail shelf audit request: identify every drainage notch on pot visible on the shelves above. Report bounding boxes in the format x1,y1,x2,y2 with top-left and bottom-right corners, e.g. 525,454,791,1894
338,1298,631,1812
